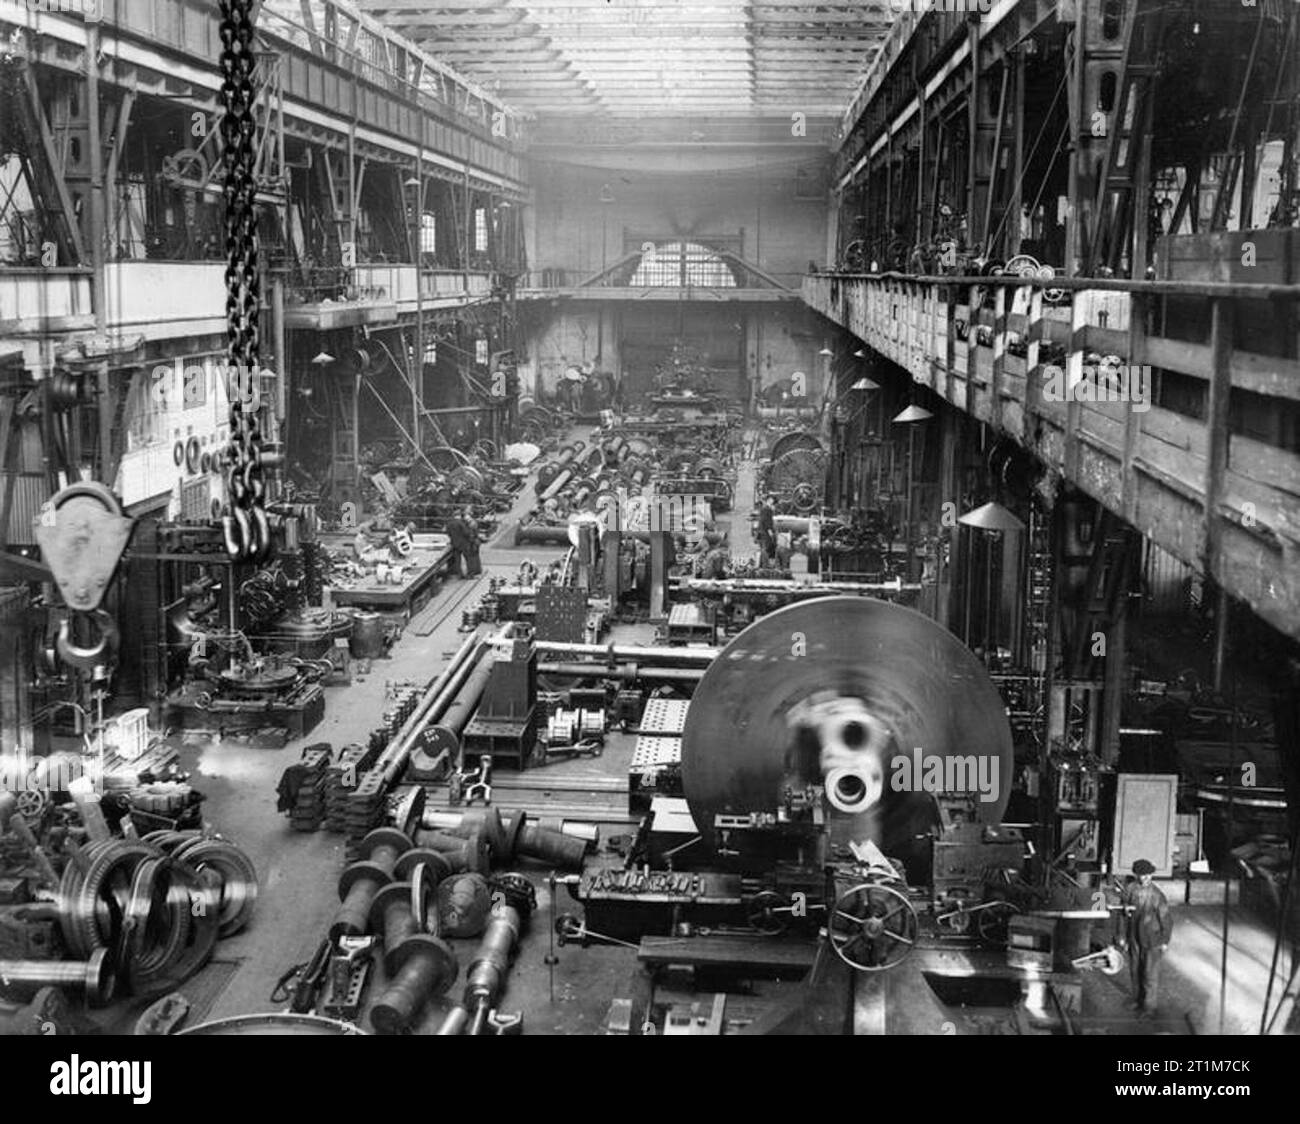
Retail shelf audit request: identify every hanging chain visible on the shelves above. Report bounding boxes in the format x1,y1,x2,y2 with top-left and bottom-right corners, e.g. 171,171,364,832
219,0,270,562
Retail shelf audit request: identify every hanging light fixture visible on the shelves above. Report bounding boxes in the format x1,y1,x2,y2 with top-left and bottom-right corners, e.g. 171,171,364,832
818,345,834,357
892,404,933,424
311,351,335,365
958,501,1025,532
850,376,879,391
853,348,867,359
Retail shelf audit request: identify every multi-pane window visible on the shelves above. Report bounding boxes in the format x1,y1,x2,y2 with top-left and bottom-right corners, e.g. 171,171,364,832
630,242,736,287
475,338,488,365
424,340,437,365
126,371,167,450
474,207,488,253
420,213,436,255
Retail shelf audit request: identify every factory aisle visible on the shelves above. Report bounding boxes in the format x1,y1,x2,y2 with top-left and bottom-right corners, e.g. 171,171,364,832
726,437,759,562
191,469,566,1027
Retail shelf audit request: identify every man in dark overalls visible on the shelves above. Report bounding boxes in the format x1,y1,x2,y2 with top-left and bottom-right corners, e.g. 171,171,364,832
1116,858,1172,1017
461,512,482,576
446,513,481,578
757,495,776,567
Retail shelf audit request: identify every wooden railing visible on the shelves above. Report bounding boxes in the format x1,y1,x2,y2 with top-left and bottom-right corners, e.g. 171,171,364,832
803,270,1300,639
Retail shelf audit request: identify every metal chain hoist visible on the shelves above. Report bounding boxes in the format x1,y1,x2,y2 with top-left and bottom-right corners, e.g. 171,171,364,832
218,0,272,562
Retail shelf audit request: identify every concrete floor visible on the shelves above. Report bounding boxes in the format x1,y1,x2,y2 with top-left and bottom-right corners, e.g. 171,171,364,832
112,431,1292,1036
729,459,758,560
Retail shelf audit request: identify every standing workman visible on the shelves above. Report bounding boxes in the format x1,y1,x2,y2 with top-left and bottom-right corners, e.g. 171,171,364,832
445,513,472,578
757,495,776,567
462,512,482,577
1115,858,1172,1017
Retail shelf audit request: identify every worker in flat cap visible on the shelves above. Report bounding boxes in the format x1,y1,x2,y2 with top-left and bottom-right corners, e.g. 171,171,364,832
1115,858,1172,1017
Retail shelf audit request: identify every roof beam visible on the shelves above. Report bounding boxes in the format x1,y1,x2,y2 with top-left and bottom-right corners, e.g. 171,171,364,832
408,26,884,38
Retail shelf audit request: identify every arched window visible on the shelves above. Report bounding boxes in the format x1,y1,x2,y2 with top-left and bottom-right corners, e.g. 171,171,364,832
630,241,737,287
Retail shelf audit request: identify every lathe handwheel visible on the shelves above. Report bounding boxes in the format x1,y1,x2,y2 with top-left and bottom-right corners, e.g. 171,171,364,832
14,789,48,822
828,882,917,972
790,481,819,514
745,890,789,935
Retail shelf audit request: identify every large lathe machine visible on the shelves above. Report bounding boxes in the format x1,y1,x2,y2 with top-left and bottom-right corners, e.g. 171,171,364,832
557,596,1058,1033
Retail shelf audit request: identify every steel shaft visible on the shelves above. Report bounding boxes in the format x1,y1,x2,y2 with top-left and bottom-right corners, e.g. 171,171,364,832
534,641,718,664
0,948,114,1006
536,661,704,683
435,1005,470,1035
515,817,587,870
376,632,483,785
459,905,521,1036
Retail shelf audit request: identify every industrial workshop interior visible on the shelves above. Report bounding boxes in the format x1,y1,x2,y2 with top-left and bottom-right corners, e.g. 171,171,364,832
0,0,1297,1051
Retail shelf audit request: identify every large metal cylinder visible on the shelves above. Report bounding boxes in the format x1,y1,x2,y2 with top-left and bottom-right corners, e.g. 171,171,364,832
421,808,599,857
369,882,420,972
349,611,385,659
514,522,573,546
514,815,588,870
369,934,458,1035
331,828,411,940
421,650,496,752
680,598,1014,863
413,828,488,874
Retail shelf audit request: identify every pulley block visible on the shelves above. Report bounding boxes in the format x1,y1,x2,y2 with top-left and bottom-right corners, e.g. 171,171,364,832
34,482,133,613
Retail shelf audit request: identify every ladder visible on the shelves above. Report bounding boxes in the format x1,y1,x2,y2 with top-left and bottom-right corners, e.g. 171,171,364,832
1086,0,1168,275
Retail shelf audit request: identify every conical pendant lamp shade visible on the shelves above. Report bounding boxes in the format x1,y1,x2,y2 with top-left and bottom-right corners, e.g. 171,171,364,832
958,501,1025,531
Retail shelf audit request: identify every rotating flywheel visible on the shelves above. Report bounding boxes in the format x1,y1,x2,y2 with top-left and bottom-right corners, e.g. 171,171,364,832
448,465,485,493
768,430,823,462
766,448,828,510
679,599,1014,857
